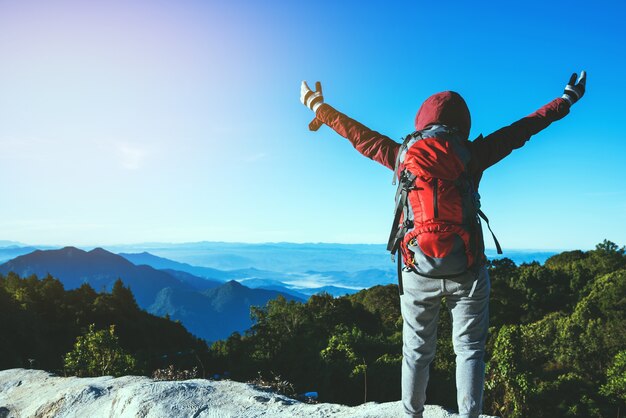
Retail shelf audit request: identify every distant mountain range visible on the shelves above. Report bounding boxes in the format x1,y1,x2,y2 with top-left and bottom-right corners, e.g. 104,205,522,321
109,242,392,272
0,247,301,341
1,241,561,272
0,242,563,341
107,241,560,272
119,252,236,281
118,251,367,297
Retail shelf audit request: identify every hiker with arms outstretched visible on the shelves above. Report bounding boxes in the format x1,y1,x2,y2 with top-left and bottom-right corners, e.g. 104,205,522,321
300,72,586,418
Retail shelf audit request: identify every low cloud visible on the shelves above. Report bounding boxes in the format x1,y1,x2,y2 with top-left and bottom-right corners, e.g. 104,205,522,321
242,152,268,163
0,136,152,171
115,142,148,170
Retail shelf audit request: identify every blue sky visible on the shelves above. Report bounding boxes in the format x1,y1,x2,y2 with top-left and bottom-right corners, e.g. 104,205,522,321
0,0,624,250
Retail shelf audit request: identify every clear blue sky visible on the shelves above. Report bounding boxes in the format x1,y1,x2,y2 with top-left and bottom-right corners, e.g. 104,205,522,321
0,0,624,250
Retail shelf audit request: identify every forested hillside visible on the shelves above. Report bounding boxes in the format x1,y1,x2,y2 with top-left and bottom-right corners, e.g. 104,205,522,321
207,241,626,417
0,273,207,375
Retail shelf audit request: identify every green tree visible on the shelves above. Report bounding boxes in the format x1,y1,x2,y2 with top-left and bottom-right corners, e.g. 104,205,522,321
348,284,400,331
554,270,626,382
545,240,626,303
485,325,533,418
488,258,526,327
321,325,370,404
111,278,139,311
600,350,626,415
513,263,572,322
64,324,136,377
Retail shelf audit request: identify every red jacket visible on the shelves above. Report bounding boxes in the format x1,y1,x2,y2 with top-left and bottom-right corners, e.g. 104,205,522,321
314,94,570,187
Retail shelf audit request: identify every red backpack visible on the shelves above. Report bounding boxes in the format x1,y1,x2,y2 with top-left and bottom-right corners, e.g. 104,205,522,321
387,125,501,291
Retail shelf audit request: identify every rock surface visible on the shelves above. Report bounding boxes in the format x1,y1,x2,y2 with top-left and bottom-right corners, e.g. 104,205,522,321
0,369,498,418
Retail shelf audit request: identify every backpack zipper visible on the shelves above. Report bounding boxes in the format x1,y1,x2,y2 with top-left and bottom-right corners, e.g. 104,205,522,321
433,178,439,218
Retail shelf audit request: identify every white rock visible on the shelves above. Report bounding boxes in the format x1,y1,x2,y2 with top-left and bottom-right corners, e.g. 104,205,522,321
0,369,498,418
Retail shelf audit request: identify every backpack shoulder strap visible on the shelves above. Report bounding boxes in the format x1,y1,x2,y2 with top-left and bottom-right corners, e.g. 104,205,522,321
387,169,417,255
392,131,422,185
477,209,503,254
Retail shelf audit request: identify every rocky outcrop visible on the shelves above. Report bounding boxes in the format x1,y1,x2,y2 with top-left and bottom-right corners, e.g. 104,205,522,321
0,369,498,418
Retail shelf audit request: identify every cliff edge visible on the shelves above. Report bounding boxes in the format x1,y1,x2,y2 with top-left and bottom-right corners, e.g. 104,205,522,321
0,369,498,418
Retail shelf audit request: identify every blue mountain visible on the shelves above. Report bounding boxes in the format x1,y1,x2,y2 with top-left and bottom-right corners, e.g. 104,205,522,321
150,280,304,341
120,249,398,296
0,247,300,341
119,252,235,281
0,247,194,306
160,269,222,291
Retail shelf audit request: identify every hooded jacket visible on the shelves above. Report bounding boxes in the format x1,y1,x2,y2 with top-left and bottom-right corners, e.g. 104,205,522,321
414,91,471,139
312,92,571,254
314,92,570,187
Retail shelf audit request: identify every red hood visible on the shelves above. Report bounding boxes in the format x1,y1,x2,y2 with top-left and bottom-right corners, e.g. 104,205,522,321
414,91,471,139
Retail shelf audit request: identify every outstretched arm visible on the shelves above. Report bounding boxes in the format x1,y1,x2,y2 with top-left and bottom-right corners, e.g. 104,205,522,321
470,72,586,173
300,81,400,171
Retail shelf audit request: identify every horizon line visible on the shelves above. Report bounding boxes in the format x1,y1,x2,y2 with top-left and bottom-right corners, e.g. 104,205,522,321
0,239,586,253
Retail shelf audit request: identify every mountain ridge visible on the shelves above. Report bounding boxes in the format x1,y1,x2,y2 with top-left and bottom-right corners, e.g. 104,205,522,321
0,246,191,307
0,247,301,341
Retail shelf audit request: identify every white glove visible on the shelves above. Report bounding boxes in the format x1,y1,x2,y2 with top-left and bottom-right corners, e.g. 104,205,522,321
300,81,324,113
561,71,587,106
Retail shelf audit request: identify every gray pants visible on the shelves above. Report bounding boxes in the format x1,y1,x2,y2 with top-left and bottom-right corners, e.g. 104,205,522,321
400,265,490,418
